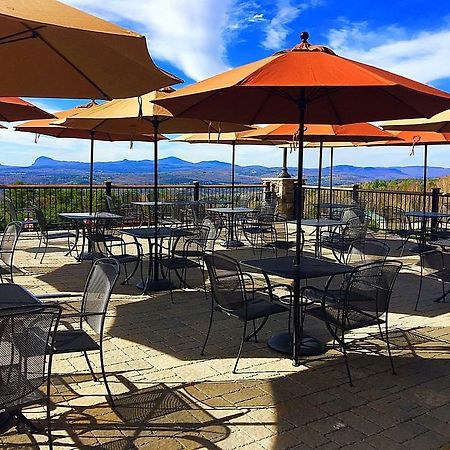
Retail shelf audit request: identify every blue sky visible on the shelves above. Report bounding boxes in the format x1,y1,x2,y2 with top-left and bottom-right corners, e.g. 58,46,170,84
1,0,450,170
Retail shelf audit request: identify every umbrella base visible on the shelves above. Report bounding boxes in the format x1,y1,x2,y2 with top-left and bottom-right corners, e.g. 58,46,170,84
267,332,326,357
137,278,173,292
221,239,244,248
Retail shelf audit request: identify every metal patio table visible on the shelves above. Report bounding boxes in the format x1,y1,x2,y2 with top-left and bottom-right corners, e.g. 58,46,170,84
59,212,122,260
293,218,345,257
241,255,352,365
206,207,255,248
405,211,450,252
120,226,193,292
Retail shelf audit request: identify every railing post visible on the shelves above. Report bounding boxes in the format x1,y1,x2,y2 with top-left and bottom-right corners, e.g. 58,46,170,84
105,180,112,197
352,184,360,204
431,187,441,231
193,181,200,201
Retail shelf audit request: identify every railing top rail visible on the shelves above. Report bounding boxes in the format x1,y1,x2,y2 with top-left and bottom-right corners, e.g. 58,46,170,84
357,188,432,195
0,184,107,189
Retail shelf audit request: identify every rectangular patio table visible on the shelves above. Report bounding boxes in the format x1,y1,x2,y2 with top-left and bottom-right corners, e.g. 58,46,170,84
0,283,42,309
293,218,345,257
241,256,352,365
206,207,255,248
120,227,194,292
59,212,122,260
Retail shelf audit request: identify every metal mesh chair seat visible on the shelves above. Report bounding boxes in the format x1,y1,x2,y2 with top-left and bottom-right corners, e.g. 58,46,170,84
307,305,383,330
53,330,99,353
44,230,76,240
228,295,288,321
160,257,200,270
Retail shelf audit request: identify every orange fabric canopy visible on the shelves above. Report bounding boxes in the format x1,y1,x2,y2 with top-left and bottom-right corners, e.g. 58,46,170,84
0,97,54,122
174,130,283,146
363,130,450,146
15,104,163,142
381,110,450,133
244,123,399,143
0,0,180,99
57,90,249,134
155,36,450,125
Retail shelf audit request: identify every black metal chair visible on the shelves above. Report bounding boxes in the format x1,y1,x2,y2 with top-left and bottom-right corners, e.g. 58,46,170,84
41,258,120,406
32,205,77,263
302,261,402,386
160,225,211,303
105,194,139,227
0,304,61,449
320,217,368,262
202,253,288,373
381,206,420,255
344,238,390,266
5,197,38,230
86,215,142,285
0,221,22,282
416,248,450,310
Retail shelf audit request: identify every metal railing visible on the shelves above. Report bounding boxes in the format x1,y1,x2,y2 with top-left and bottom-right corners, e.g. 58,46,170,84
0,182,266,227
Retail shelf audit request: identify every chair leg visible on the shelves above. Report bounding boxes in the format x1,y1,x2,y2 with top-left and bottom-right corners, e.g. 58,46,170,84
83,351,98,382
34,235,43,259
201,299,214,355
341,333,353,387
233,320,247,374
46,376,53,450
415,265,424,311
122,260,139,285
40,240,48,264
99,344,115,408
385,320,396,375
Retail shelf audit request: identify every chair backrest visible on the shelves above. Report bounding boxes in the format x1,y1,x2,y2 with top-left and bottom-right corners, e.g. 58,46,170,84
32,205,49,235
105,195,120,215
190,202,206,225
381,206,410,232
345,238,390,266
0,304,61,409
5,197,18,222
81,258,120,334
201,217,220,251
204,253,247,313
343,260,402,318
341,206,365,224
343,217,368,242
0,221,22,267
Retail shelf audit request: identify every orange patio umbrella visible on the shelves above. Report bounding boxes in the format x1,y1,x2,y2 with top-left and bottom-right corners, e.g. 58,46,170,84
174,131,283,209
16,103,163,213
155,32,450,269
246,123,399,220
58,89,248,291
0,0,180,99
0,97,54,121
381,109,450,133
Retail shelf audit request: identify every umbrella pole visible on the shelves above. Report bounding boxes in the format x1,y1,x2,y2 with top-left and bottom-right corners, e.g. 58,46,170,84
292,90,307,368
315,138,323,256
423,144,428,214
231,141,236,208
329,147,334,219
89,131,95,214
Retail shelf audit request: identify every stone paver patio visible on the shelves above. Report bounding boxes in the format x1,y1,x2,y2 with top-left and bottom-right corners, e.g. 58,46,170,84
1,229,449,449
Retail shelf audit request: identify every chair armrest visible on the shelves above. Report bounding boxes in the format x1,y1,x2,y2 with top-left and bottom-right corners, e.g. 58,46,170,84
35,292,80,300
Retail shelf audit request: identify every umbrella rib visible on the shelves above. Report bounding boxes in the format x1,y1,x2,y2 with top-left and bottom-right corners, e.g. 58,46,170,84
378,86,434,119
23,23,109,99
0,26,45,45
249,87,280,124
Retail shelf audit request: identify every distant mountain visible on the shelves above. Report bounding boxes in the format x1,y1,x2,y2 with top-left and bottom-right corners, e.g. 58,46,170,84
0,156,449,185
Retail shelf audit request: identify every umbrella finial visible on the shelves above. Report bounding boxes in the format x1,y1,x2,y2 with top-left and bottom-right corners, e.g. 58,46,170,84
300,31,309,43
293,32,336,55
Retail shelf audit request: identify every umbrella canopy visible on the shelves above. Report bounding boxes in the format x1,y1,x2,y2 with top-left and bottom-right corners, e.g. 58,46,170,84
0,0,180,99
16,103,163,213
174,131,284,209
57,90,248,290
57,90,249,134
381,109,450,133
245,123,399,142
0,97,54,121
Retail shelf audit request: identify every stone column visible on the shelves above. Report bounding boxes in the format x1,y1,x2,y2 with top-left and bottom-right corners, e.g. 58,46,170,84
262,177,301,219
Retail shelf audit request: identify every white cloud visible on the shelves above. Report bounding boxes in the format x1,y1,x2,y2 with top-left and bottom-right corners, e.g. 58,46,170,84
327,22,450,84
65,0,236,81
261,0,304,50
